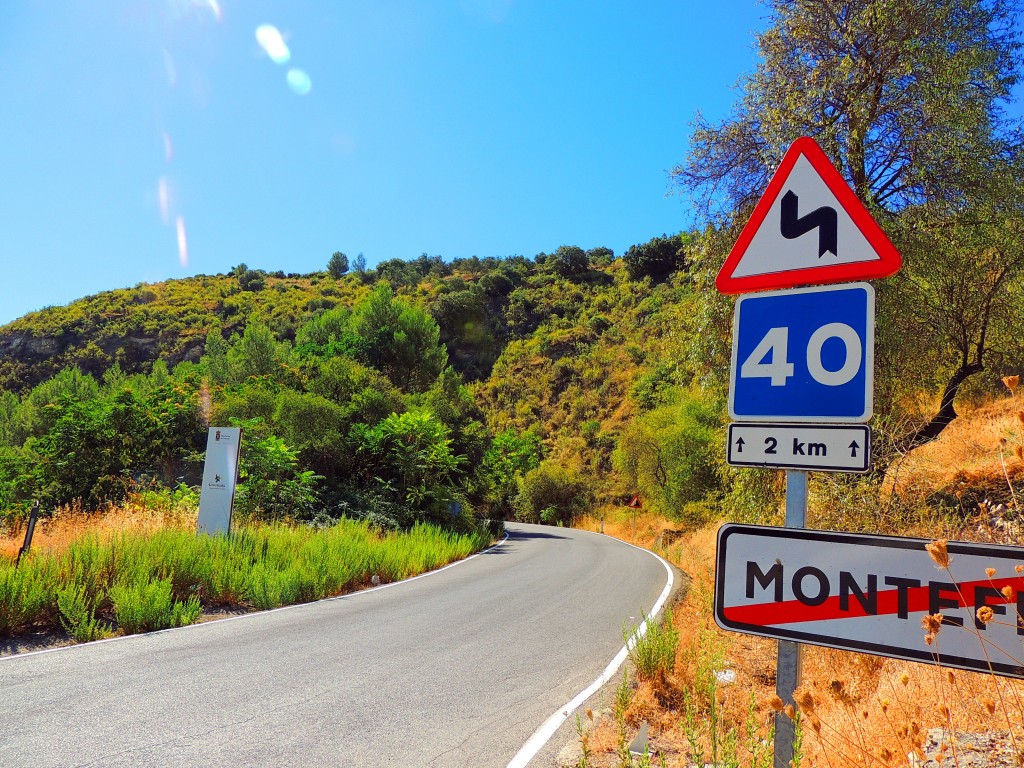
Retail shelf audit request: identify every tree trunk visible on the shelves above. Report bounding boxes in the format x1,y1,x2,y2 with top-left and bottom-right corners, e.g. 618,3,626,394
875,361,984,473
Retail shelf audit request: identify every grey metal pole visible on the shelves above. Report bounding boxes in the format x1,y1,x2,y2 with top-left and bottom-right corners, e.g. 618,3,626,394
774,470,807,768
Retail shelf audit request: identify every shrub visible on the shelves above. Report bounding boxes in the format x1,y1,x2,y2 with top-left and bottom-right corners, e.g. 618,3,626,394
614,389,724,524
0,556,54,636
109,576,201,633
233,429,322,522
626,608,680,683
56,583,109,642
513,461,593,525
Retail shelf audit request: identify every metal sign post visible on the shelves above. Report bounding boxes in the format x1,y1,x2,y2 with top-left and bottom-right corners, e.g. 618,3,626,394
774,471,806,768
713,136,902,768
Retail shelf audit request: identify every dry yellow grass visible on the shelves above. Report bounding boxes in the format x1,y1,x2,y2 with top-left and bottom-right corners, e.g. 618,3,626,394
576,513,1024,767
0,494,195,561
574,396,1024,767
887,397,1024,510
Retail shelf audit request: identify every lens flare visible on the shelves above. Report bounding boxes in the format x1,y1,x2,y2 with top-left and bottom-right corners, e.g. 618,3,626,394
158,177,171,224
205,0,222,21
176,216,189,267
286,68,312,95
163,132,174,162
256,25,290,64
162,49,178,88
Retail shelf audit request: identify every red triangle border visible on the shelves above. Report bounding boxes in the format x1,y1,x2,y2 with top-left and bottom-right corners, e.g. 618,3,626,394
716,137,902,294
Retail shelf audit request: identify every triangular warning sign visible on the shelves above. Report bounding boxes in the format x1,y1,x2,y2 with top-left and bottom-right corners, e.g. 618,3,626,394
716,136,901,294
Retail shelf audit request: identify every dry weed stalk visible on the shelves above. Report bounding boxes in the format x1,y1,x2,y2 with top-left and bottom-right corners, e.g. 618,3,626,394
576,499,1024,767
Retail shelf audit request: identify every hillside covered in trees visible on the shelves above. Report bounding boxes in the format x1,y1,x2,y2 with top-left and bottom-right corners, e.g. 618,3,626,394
2,0,1023,541
0,218,1020,535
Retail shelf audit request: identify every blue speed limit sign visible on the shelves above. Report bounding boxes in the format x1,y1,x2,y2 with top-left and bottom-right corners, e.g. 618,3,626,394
729,283,874,422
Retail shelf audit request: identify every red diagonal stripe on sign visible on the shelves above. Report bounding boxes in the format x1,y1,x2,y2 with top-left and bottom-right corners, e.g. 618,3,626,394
722,577,1020,626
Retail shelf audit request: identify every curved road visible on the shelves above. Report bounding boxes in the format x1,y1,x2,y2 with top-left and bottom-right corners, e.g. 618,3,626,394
0,523,671,767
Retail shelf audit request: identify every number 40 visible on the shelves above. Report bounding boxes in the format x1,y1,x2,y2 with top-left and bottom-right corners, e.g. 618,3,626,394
740,323,862,387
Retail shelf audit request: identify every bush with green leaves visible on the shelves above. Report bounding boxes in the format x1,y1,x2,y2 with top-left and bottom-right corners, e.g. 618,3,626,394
350,409,465,514
480,429,542,518
20,382,204,509
614,388,724,525
56,582,109,642
626,608,680,683
513,460,592,525
232,422,322,522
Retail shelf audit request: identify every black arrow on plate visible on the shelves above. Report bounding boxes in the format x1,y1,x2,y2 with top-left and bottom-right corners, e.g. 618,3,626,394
735,437,745,453
849,440,860,457
780,190,838,258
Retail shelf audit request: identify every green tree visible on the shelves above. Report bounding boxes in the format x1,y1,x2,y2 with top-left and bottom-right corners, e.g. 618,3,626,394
272,389,349,480
238,270,265,292
674,0,1023,216
352,286,447,393
226,320,293,384
586,246,614,267
327,251,349,278
481,429,542,517
0,391,19,448
18,368,100,441
292,307,365,361
548,245,589,277
513,461,592,526
201,328,230,383
671,0,1024,455
623,234,688,282
613,390,723,524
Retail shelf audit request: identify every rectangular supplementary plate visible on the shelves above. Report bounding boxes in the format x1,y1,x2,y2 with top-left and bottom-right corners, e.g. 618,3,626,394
727,423,870,473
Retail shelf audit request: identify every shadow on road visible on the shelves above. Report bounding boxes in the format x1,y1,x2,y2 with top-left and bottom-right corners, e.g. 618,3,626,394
506,529,570,541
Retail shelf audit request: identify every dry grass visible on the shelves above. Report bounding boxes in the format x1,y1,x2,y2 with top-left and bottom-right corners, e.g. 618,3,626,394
0,494,195,562
887,397,1024,514
573,396,1024,767
576,513,1024,767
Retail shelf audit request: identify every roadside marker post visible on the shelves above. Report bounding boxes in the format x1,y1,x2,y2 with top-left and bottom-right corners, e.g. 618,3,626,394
15,500,40,566
713,136,903,768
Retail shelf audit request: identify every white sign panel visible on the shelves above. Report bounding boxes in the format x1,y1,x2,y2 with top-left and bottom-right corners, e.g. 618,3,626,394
727,423,870,473
197,427,242,536
715,524,1024,678
730,153,882,278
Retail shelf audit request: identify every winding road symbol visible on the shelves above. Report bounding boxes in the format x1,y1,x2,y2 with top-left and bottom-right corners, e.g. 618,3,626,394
780,190,838,259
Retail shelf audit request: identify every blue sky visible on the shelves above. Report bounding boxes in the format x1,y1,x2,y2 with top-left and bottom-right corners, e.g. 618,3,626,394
0,1,771,325
3,3,1020,328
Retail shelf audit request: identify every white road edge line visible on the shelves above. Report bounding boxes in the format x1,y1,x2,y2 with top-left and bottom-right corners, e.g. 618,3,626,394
506,534,674,768
0,532,511,664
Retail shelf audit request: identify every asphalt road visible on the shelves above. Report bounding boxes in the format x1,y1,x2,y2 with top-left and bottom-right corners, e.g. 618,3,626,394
0,523,671,767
